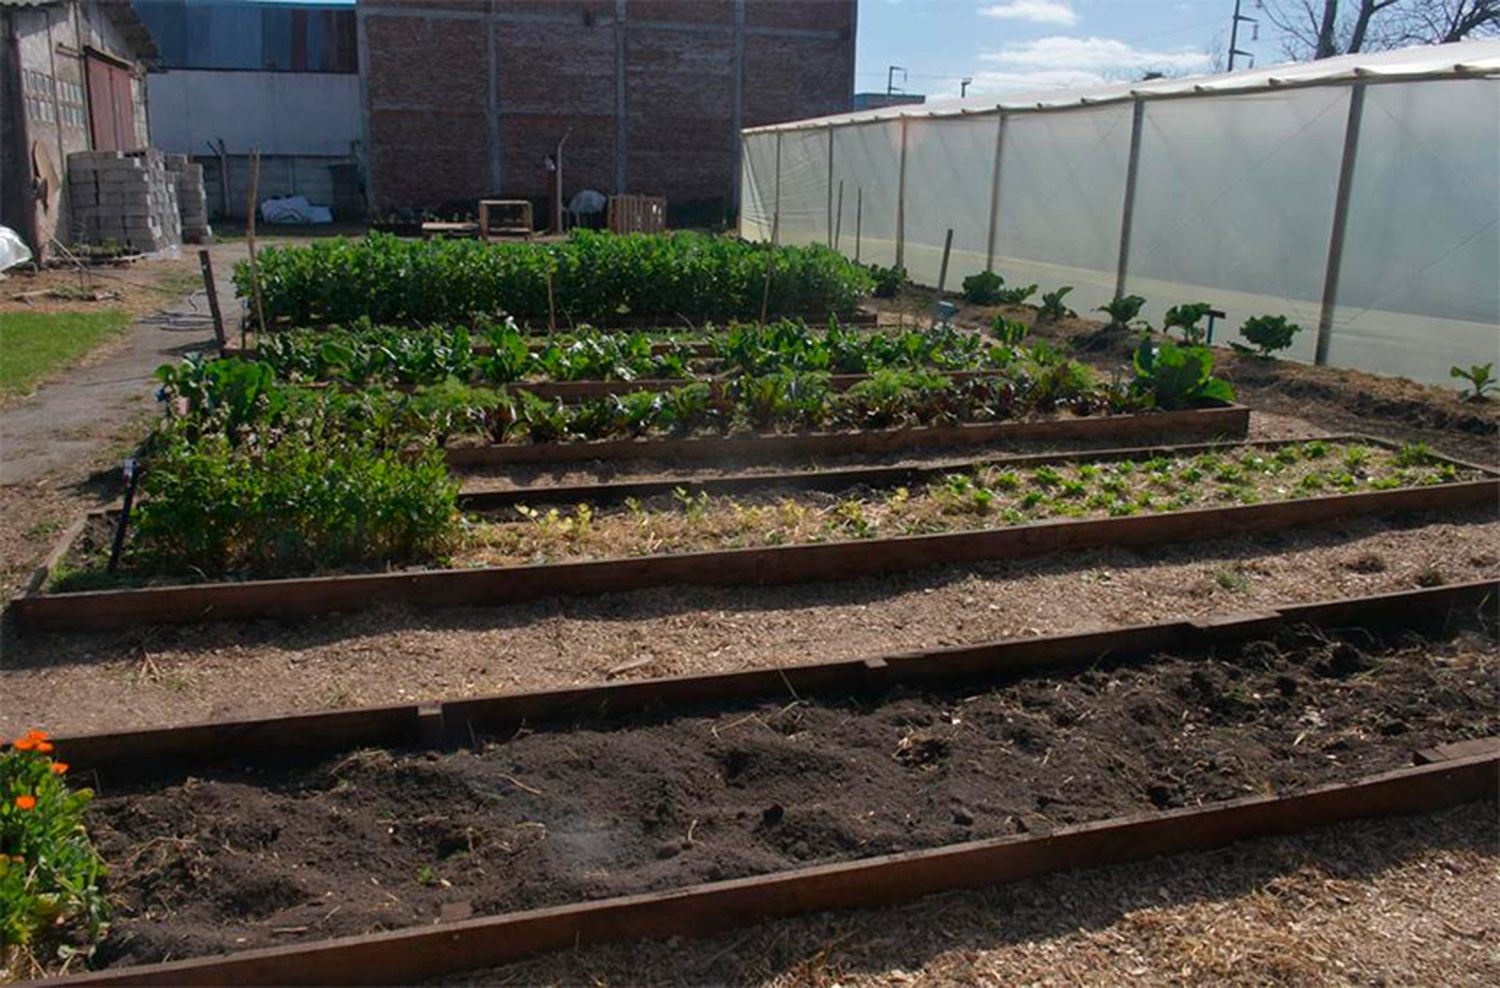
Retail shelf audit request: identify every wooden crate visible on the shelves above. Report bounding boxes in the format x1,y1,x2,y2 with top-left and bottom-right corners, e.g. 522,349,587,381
607,194,666,234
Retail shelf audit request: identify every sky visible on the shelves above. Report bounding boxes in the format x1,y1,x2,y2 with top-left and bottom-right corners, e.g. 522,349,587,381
855,0,1279,99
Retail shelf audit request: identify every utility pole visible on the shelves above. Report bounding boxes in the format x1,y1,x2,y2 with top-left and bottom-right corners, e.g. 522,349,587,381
960,76,973,97
1228,0,1259,71
887,65,907,96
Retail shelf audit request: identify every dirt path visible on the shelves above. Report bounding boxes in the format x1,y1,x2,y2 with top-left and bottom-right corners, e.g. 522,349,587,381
0,244,245,486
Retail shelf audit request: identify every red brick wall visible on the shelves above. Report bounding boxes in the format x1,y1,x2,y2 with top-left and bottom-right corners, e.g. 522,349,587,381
360,0,854,216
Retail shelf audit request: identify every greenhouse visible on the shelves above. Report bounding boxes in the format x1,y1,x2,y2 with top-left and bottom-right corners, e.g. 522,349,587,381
740,40,1500,387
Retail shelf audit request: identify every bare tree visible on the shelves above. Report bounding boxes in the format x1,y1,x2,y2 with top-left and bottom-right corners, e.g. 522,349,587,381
1266,0,1500,59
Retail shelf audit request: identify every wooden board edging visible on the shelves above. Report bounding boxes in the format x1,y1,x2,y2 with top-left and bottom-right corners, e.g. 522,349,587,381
12,476,1496,633
35,752,1499,987
43,580,1496,787
443,403,1251,466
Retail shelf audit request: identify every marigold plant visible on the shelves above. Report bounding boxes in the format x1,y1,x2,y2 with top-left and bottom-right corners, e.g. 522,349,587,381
1,731,109,971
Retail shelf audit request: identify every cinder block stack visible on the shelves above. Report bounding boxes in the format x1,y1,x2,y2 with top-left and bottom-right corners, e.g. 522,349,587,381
67,149,183,253
164,153,213,243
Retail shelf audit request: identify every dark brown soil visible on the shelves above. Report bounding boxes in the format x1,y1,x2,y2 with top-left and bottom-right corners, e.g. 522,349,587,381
91,623,1498,969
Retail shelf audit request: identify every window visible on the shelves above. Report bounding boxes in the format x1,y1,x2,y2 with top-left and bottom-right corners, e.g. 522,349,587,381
56,78,87,129
23,69,56,125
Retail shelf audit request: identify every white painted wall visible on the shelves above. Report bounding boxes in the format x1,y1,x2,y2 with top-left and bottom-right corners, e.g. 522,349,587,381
147,70,360,156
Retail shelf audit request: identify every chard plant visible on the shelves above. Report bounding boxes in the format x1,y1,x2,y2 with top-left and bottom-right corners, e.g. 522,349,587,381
1163,302,1215,344
1037,286,1075,322
1451,362,1495,402
1096,294,1147,331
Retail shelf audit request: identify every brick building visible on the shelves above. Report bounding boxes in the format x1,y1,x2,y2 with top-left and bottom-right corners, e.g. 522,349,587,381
1,0,157,257
358,0,856,223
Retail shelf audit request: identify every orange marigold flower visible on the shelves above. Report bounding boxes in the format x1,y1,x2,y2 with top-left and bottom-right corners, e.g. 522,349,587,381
50,762,69,775
12,738,35,751
35,742,53,753
14,795,36,811
26,730,48,741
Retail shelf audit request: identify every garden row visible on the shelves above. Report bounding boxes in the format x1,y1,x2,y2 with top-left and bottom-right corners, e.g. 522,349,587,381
19,437,1493,629
8,580,1496,983
238,231,873,326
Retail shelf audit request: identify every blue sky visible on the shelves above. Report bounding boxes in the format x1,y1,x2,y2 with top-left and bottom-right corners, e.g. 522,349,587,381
246,0,1276,99
856,0,1276,99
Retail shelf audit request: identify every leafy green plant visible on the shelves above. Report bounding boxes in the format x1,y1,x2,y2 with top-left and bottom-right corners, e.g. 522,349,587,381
2,731,108,969
1164,302,1214,344
1130,338,1235,410
1450,362,1496,402
1037,286,1074,322
867,263,907,299
990,316,1029,347
1233,315,1301,358
1096,294,1146,330
995,283,1038,306
960,270,1005,305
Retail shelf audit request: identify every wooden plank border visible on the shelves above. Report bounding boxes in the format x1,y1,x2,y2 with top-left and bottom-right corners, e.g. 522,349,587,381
444,403,1251,467
36,751,1498,987
13,477,1496,633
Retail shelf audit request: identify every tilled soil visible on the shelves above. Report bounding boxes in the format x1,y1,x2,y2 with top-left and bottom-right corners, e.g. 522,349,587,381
92,625,1498,969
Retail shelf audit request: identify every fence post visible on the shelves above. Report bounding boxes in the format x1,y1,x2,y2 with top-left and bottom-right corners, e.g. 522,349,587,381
937,228,954,295
834,180,844,252
772,131,783,244
1113,96,1146,301
855,186,863,264
1315,82,1367,367
826,125,835,247
895,115,909,270
985,110,1007,273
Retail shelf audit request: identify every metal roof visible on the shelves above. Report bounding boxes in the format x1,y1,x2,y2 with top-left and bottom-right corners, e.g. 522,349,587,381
746,38,1500,133
0,0,157,61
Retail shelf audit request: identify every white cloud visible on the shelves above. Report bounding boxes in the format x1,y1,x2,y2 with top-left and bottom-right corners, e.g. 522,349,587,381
978,1,1078,25
981,35,1212,73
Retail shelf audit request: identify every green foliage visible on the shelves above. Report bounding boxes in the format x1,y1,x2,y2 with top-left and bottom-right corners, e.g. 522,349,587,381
960,270,1004,305
0,309,131,398
239,231,873,326
132,431,460,578
990,316,1030,347
1096,294,1146,330
1233,315,1301,358
867,263,907,299
1,732,108,966
995,283,1039,306
1164,302,1215,344
1037,286,1074,322
1131,338,1236,410
1450,362,1496,402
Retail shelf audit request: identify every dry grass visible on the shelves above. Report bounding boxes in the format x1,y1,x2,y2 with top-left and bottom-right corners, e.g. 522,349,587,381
439,803,1499,987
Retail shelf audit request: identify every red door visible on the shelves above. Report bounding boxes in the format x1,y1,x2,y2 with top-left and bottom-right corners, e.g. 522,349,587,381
86,55,137,151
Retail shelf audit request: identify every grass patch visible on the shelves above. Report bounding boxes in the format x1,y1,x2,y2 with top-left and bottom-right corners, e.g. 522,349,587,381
0,308,131,397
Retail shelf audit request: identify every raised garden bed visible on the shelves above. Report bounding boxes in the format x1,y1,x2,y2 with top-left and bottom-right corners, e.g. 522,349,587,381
24,581,1500,985
13,438,1495,631
444,402,1250,466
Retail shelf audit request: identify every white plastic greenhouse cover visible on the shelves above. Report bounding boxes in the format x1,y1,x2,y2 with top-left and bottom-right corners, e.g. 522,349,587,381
740,40,1500,387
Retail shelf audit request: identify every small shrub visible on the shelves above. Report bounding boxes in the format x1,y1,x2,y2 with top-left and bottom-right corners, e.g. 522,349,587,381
1451,363,1496,402
1,731,109,969
960,270,1004,305
1233,315,1301,358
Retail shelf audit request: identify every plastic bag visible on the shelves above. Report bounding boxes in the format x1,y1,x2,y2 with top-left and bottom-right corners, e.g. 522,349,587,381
0,225,33,271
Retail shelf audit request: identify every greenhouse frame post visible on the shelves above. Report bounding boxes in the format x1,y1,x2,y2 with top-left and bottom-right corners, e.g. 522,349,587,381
772,131,783,244
826,126,835,247
985,111,1007,273
1114,96,1147,300
895,116,909,270
1315,82,1368,367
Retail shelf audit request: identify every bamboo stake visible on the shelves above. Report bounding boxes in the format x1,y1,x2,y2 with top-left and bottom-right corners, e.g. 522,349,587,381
244,148,268,344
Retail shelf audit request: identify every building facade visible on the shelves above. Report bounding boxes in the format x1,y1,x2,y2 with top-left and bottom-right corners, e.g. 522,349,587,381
358,0,857,223
1,0,156,256
132,0,362,219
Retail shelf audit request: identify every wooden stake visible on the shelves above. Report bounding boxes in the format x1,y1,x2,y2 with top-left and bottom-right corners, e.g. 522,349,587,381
198,249,226,351
936,228,954,296
854,187,862,264
244,148,268,344
833,181,843,252
758,210,779,325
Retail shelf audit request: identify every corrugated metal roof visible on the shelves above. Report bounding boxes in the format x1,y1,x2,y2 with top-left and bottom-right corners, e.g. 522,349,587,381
747,38,1500,133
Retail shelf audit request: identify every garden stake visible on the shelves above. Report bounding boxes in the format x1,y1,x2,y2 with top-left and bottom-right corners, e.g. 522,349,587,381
198,249,226,352
834,180,843,251
106,458,140,574
244,148,268,342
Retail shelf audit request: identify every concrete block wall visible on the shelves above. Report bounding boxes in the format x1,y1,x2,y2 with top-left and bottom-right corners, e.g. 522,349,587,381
164,153,213,243
359,0,856,218
67,150,182,253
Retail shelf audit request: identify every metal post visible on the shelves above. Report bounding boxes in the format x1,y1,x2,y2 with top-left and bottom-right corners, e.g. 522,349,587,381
834,180,844,251
1113,97,1146,301
984,111,1007,273
895,116,909,270
854,186,863,263
826,126,835,247
772,131,782,244
937,228,954,295
1315,83,1367,367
